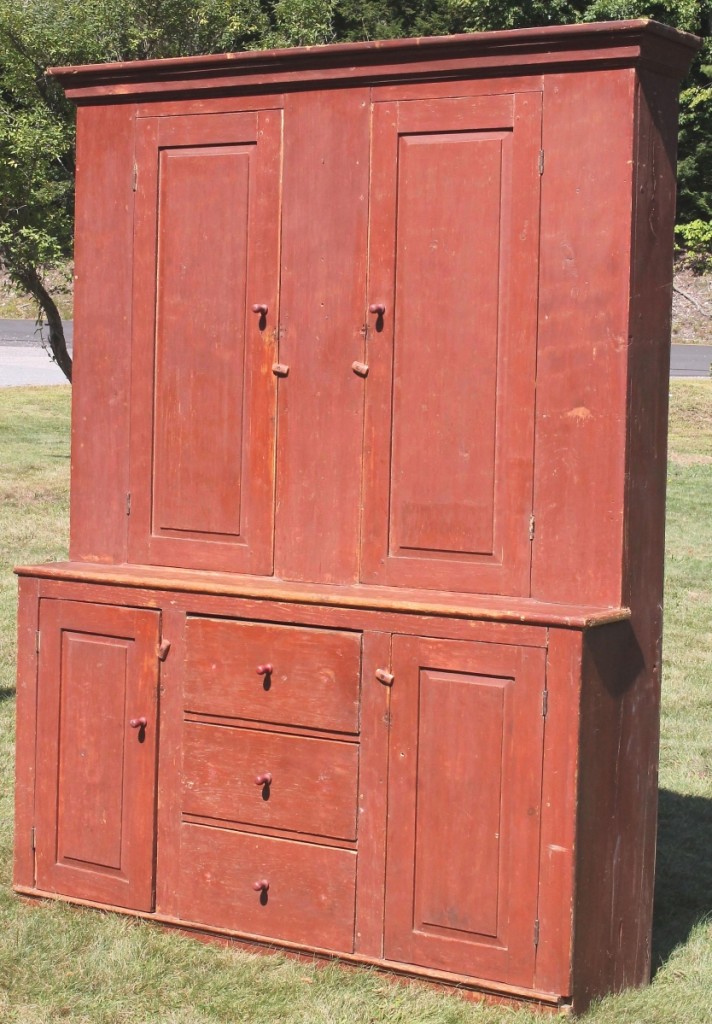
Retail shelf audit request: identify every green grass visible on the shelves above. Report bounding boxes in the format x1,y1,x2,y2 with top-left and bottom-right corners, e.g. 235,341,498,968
0,383,710,1023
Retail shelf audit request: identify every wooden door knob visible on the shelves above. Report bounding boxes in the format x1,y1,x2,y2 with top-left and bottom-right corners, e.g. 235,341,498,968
256,663,273,676
369,303,386,316
253,879,270,892
251,303,268,315
255,772,273,787
375,668,394,686
129,716,148,729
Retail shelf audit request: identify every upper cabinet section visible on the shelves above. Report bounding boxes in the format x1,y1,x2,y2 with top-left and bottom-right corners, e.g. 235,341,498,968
57,22,698,604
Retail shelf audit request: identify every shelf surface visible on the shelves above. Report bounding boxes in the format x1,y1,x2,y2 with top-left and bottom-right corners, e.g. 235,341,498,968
15,561,631,629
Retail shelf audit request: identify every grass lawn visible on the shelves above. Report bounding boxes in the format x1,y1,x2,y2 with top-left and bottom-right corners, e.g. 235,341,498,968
0,383,710,1023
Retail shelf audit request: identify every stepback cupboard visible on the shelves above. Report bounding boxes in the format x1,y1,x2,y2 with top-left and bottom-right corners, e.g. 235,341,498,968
14,19,699,1014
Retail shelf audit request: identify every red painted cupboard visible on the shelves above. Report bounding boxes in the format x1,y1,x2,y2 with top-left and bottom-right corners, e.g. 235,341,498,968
14,19,699,1013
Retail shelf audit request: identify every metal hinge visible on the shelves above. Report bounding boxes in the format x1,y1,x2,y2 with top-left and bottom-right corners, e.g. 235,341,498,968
132,162,138,191
542,689,549,718
126,492,132,516
30,827,36,851
538,150,544,175
35,630,40,654
534,918,540,947
529,514,536,541
158,639,171,662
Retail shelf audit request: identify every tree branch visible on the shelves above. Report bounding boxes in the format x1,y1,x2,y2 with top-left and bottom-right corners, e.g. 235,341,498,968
673,282,712,318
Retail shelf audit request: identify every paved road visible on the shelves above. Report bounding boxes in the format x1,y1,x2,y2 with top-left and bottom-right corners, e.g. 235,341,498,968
0,319,709,386
671,343,712,378
0,319,73,387
0,318,73,347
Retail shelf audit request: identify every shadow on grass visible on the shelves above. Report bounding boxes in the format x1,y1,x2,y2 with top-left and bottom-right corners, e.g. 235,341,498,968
0,687,15,703
652,787,712,971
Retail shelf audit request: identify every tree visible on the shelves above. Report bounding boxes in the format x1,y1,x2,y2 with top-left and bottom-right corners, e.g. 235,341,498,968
1,1,709,383
0,0,275,381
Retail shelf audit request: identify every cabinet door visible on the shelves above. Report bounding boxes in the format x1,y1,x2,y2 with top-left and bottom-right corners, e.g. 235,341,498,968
129,108,282,573
363,92,541,595
385,635,546,987
34,601,160,910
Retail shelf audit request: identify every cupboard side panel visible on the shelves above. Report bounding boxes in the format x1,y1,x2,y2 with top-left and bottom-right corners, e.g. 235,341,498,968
571,621,649,1013
69,104,135,563
274,88,370,584
616,69,681,994
13,576,40,889
532,70,634,606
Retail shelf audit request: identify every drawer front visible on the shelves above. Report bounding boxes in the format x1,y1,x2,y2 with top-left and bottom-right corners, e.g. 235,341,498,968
183,722,359,840
185,618,361,732
178,823,356,951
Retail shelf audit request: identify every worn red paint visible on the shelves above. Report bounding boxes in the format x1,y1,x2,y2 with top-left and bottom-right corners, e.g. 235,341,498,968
14,21,698,1015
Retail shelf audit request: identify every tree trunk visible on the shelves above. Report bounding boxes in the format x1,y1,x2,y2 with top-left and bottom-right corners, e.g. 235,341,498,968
15,266,72,383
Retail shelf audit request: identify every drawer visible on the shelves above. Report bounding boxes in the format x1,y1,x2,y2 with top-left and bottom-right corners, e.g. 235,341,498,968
183,722,358,841
178,823,356,952
185,618,361,732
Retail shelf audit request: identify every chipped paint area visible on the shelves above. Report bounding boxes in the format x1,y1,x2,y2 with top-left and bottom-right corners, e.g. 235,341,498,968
565,407,593,421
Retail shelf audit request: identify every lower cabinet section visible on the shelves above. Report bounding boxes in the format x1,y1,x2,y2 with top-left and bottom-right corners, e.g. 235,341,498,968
16,581,581,1007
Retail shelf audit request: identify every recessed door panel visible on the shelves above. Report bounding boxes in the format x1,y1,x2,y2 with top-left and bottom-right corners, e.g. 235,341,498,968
34,601,160,910
153,145,251,539
384,635,546,986
391,132,501,559
363,93,542,594
129,108,282,573
413,667,505,938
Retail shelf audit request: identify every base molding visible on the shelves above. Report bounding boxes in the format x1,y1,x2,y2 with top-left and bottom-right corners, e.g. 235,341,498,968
14,885,570,1013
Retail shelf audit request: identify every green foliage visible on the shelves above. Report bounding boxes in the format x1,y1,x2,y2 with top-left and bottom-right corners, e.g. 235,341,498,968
581,3,711,239
676,218,712,271
678,67,712,223
0,0,710,328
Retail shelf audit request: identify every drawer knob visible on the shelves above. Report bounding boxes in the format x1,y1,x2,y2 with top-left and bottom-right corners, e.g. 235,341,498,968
369,303,386,316
256,664,273,676
129,716,148,729
253,879,270,893
255,772,273,787
251,303,268,315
